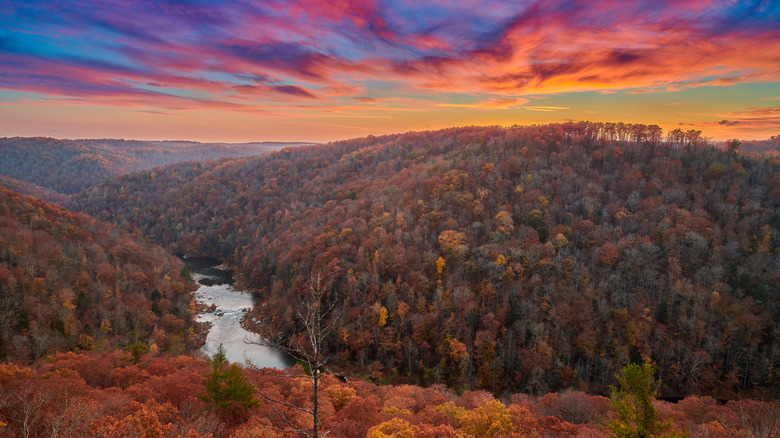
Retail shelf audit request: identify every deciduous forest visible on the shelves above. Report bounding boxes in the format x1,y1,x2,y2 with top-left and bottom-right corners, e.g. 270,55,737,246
0,188,201,361
68,123,780,398
1,351,778,437
0,137,303,196
1,122,779,437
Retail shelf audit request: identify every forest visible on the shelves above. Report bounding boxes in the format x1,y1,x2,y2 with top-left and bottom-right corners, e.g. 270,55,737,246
1,122,779,436
65,122,780,399
0,187,202,361
0,349,778,437
0,137,303,196
738,135,780,158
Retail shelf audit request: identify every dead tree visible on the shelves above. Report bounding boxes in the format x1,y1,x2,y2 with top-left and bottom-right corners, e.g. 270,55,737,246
246,272,338,438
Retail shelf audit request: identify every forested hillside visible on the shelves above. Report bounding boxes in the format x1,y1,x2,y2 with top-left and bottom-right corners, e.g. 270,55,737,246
0,137,305,195
70,123,780,398
739,135,780,157
0,188,200,361
0,175,64,203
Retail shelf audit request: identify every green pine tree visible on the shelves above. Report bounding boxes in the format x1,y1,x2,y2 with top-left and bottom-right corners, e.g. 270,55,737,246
200,344,259,411
606,362,686,438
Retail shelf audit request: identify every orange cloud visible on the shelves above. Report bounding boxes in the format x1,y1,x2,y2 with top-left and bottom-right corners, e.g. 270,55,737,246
435,97,529,109
2,0,779,141
694,107,780,139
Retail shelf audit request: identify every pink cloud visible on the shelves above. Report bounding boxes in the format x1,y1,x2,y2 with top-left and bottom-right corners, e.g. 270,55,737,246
2,0,779,123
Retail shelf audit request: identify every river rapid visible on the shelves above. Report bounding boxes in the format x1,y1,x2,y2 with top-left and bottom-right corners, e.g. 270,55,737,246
184,257,295,369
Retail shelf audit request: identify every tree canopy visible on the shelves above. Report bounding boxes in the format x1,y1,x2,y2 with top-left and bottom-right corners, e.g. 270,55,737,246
69,122,780,397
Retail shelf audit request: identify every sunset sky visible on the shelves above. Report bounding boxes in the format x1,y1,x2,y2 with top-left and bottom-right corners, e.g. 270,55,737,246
1,0,779,143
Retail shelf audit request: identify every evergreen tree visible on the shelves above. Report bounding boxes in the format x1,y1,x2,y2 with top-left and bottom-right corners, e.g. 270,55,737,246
200,344,259,413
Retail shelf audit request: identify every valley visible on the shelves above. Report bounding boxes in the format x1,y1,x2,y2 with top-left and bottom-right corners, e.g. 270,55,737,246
0,124,778,436
66,123,780,398
186,256,295,369
3,0,779,435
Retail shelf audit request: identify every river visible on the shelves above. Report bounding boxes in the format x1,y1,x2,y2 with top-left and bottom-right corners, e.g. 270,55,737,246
184,257,296,369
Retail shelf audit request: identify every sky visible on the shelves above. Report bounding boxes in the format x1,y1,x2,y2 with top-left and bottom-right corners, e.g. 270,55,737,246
1,0,779,143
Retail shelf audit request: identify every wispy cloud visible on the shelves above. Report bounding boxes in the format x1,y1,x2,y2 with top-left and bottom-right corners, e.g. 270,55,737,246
3,1,778,101
0,0,778,140
523,106,569,112
697,107,780,134
435,97,529,109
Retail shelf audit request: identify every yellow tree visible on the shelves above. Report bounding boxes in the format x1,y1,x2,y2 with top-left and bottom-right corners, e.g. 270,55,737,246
435,257,446,275
438,230,468,259
606,362,684,438
367,417,418,438
459,400,514,438
494,211,514,237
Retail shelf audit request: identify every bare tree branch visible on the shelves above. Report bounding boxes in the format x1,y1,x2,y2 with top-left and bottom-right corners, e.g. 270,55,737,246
244,271,339,438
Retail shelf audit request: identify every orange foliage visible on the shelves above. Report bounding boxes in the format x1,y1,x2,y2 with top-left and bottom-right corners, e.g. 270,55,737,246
0,351,777,438
458,400,513,438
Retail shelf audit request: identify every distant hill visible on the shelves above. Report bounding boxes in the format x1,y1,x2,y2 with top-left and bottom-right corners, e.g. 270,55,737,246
738,135,780,157
0,187,199,361
0,175,64,203
0,137,310,195
70,123,780,398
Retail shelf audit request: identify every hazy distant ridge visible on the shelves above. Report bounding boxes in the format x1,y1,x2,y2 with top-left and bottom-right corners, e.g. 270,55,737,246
0,137,311,195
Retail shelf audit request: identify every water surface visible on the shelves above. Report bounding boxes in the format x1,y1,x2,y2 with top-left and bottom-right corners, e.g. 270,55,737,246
185,257,295,369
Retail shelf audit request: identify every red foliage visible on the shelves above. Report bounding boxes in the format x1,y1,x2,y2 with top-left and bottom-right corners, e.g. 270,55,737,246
415,423,460,437
1,351,779,437
38,123,780,397
0,188,200,362
325,395,383,438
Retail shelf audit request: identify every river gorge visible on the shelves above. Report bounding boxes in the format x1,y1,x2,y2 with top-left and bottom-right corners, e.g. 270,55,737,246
183,257,295,369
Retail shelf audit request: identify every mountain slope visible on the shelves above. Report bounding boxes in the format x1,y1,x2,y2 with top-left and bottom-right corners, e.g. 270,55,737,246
70,123,780,397
0,137,307,195
0,187,199,360
0,175,64,203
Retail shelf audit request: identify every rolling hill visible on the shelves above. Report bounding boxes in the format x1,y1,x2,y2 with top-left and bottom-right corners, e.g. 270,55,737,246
0,137,309,195
69,123,780,398
0,187,200,360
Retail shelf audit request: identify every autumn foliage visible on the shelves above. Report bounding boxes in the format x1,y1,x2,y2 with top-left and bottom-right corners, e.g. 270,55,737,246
2,125,780,437
1,352,778,437
0,137,297,195
69,123,780,398
0,188,201,361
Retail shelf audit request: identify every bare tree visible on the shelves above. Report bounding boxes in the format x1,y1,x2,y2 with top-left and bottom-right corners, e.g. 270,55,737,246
719,400,780,438
247,272,338,438
5,384,45,438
